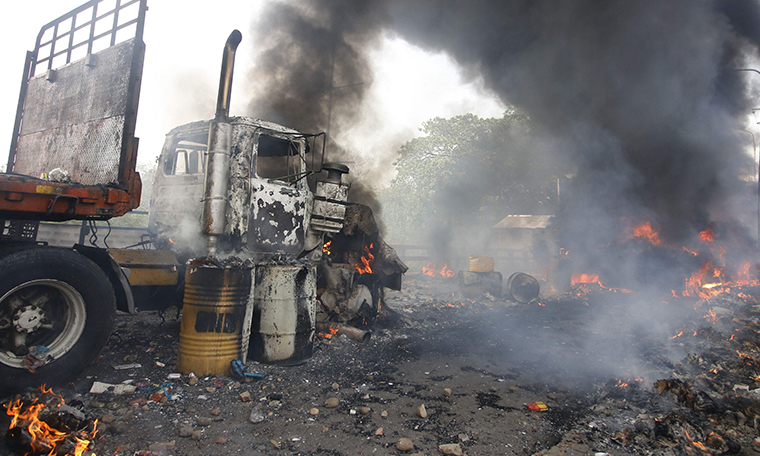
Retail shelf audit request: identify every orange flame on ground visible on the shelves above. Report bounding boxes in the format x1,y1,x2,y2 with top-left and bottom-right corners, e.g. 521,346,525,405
422,262,455,278
699,228,715,243
683,261,759,300
630,221,662,245
703,309,718,324
318,325,340,340
322,240,332,256
614,378,646,388
620,221,758,299
570,273,633,295
5,385,98,456
572,273,600,284
684,428,725,454
355,243,374,274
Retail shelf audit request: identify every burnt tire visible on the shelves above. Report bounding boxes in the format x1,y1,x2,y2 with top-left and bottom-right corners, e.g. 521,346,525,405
0,247,115,395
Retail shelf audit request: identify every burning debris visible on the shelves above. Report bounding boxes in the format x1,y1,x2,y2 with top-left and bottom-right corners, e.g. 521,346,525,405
552,219,760,302
315,321,371,342
4,386,98,456
422,262,455,278
317,203,407,327
355,243,375,275
1,270,760,455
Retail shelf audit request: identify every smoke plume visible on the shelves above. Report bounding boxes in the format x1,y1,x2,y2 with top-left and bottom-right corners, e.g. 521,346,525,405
396,0,758,256
246,1,384,152
241,0,760,387
248,0,760,280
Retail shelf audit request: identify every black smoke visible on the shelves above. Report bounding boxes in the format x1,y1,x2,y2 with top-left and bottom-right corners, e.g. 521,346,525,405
246,1,389,219
248,0,760,281
246,1,385,150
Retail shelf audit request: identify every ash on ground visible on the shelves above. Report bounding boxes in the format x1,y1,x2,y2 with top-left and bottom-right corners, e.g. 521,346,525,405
3,276,760,456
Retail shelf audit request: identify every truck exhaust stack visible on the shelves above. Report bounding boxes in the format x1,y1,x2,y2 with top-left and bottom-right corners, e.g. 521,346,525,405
215,30,242,121
202,30,242,255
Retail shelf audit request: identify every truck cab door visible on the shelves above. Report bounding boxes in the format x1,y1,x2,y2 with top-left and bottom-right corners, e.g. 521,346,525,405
248,133,311,254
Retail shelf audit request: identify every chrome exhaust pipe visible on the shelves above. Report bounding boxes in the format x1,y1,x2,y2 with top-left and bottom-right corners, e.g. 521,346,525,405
202,30,242,255
215,30,242,120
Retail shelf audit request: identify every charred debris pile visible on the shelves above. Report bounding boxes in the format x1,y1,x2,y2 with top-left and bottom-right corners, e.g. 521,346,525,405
2,274,760,455
402,270,760,455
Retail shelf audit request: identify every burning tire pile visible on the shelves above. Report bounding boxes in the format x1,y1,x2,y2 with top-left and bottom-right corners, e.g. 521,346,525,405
2,274,760,455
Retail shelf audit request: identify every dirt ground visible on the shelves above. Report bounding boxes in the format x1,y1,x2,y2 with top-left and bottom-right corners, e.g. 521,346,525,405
3,275,760,456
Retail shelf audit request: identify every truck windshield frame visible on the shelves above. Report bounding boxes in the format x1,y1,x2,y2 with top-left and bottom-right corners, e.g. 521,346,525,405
164,139,207,176
255,133,308,185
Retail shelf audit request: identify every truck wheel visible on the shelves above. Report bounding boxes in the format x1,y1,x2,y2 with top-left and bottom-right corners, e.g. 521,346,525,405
0,247,116,395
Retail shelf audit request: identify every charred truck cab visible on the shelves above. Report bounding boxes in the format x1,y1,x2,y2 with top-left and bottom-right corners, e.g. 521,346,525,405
0,0,406,393
150,31,406,370
150,118,326,260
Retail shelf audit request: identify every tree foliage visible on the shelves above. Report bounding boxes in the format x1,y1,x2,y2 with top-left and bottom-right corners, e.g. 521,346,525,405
379,112,562,244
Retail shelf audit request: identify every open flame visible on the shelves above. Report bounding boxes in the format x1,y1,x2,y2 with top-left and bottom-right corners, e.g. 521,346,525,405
625,221,663,245
5,385,98,456
322,240,332,256
317,324,340,340
614,378,646,388
675,225,757,299
699,228,715,243
618,220,759,299
680,260,759,300
355,243,374,274
422,262,455,278
684,428,727,454
572,273,600,284
570,273,633,295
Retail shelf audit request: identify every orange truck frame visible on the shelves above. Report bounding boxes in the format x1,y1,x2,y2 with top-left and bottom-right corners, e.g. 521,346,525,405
0,0,146,395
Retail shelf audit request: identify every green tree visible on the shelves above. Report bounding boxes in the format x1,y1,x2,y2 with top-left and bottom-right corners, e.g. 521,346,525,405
380,112,561,245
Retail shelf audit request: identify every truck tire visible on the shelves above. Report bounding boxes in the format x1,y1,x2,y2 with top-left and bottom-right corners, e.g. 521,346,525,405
0,247,116,395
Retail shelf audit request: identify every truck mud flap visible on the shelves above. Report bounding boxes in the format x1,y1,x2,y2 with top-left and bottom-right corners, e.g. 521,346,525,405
74,244,136,314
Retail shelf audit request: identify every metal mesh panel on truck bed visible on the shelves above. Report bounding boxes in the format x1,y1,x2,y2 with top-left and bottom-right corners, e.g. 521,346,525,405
9,0,146,187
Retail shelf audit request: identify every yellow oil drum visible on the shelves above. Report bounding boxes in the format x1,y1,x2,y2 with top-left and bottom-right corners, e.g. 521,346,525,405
177,265,254,376
249,265,316,365
469,256,495,272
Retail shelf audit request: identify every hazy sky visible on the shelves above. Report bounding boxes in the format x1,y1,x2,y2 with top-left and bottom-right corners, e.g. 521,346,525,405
0,0,505,186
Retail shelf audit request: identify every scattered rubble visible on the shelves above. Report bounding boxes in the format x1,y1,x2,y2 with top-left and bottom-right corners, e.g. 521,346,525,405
3,276,760,455
397,437,416,451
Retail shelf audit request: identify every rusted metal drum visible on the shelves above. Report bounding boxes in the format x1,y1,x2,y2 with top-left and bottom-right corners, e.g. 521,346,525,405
249,265,316,365
177,265,253,376
507,272,540,303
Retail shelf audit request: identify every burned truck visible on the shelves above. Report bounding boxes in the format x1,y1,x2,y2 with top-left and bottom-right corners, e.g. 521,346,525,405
145,31,406,370
0,0,404,393
0,0,146,394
